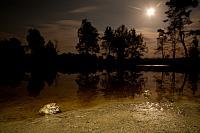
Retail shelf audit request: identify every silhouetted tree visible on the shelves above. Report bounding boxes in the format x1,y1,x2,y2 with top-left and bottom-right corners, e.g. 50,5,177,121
26,28,45,56
164,0,198,58
112,25,129,60
188,29,200,60
0,38,25,61
189,29,200,36
108,25,147,60
102,26,114,57
189,36,199,59
156,29,168,58
127,28,147,59
46,40,56,50
45,40,57,63
76,19,100,54
0,38,25,85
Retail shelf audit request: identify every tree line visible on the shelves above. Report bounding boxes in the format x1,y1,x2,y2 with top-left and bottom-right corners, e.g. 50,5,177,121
76,19,147,60
0,0,199,68
0,29,57,68
1,23,147,55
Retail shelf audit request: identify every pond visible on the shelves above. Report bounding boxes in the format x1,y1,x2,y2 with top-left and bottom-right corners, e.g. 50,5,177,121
0,70,200,122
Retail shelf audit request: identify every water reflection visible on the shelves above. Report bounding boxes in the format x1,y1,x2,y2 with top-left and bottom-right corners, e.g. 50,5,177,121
154,72,200,103
76,73,99,105
0,66,25,87
27,67,57,97
0,68,200,123
188,72,199,95
0,67,57,97
155,72,186,102
0,69,199,101
100,70,145,99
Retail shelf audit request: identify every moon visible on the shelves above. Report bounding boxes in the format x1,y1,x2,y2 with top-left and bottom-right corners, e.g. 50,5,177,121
146,7,155,17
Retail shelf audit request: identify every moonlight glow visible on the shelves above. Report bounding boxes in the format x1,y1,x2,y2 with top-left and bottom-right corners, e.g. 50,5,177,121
146,7,155,17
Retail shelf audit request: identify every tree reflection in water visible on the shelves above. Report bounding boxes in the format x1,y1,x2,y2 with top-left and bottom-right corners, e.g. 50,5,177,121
100,70,145,99
27,67,57,97
76,73,99,105
154,72,198,102
188,72,199,95
0,69,199,101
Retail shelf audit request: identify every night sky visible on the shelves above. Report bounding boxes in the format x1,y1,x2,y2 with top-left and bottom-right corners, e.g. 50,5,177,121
0,0,199,57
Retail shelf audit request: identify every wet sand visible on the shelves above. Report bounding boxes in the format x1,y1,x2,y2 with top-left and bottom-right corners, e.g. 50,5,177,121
0,101,200,133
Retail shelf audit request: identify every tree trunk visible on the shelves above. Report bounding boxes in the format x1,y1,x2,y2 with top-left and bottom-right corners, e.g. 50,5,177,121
172,41,176,60
108,43,111,56
171,32,176,60
180,32,188,58
161,39,164,59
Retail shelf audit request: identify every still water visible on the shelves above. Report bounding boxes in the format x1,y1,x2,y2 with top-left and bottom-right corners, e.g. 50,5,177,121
0,70,200,122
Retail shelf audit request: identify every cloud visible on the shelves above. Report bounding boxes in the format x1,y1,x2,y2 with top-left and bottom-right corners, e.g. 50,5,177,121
68,6,97,13
185,18,200,30
0,31,26,44
136,27,158,58
37,19,81,30
0,32,13,40
156,0,165,8
36,19,81,53
136,27,157,46
0,19,81,53
128,6,142,11
56,20,81,27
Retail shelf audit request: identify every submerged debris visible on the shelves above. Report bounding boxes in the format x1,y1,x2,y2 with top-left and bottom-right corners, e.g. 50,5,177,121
39,103,61,115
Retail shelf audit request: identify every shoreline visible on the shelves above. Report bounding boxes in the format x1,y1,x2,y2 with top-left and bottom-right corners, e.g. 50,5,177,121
1,101,200,132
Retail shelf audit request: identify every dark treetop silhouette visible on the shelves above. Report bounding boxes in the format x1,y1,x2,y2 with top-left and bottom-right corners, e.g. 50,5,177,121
157,0,199,59
102,25,147,61
76,19,100,55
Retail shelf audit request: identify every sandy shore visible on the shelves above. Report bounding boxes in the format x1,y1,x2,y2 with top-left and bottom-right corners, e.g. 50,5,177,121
0,101,200,133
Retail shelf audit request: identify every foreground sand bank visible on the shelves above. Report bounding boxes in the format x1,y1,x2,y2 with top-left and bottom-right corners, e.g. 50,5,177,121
0,101,200,133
